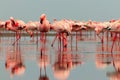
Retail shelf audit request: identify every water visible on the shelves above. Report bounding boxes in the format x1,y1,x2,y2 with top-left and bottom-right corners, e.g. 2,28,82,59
0,31,120,80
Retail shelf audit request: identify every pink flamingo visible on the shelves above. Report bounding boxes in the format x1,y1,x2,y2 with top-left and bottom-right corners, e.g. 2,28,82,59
25,21,40,42
83,20,99,40
95,22,110,44
39,14,50,42
72,21,88,50
51,19,72,51
5,17,26,45
84,20,109,43
0,20,5,28
106,19,120,52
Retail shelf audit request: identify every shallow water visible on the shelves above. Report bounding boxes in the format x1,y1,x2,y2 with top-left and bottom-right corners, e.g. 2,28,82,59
0,31,120,80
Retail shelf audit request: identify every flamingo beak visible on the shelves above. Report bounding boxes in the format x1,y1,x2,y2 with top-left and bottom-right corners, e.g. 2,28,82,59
107,27,111,30
104,26,111,30
11,19,16,26
40,18,43,24
5,22,8,28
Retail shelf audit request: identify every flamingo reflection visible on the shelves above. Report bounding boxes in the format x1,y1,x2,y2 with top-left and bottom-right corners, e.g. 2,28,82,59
107,54,120,80
5,44,25,77
95,53,112,69
36,33,50,80
37,48,49,80
52,48,83,80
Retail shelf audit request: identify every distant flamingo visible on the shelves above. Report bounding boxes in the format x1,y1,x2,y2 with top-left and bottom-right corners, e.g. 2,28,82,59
0,21,5,28
94,22,110,44
84,20,109,43
5,17,26,45
25,21,40,42
106,19,120,52
39,14,50,42
51,19,72,51
72,21,87,50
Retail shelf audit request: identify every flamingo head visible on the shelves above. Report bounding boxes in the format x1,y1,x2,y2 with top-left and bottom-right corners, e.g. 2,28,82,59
10,16,16,26
40,14,46,24
10,17,14,21
105,26,112,30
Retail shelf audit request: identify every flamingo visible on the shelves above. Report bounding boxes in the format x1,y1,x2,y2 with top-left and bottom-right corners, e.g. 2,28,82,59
51,19,72,51
25,21,41,42
84,20,109,43
5,17,26,45
39,14,50,42
24,14,50,43
0,20,5,28
71,21,88,50
105,19,120,52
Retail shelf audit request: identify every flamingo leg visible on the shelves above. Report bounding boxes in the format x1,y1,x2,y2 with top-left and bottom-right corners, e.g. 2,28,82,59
62,33,67,52
111,33,117,52
76,32,78,51
31,32,34,41
71,33,73,51
106,31,109,51
40,32,43,42
26,29,33,38
40,32,45,43
97,34,103,43
94,31,96,40
44,61,46,76
62,33,67,47
51,33,59,47
44,32,47,45
79,30,82,40
58,33,62,51
42,32,47,50
36,31,38,44
40,32,45,48
12,31,21,45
